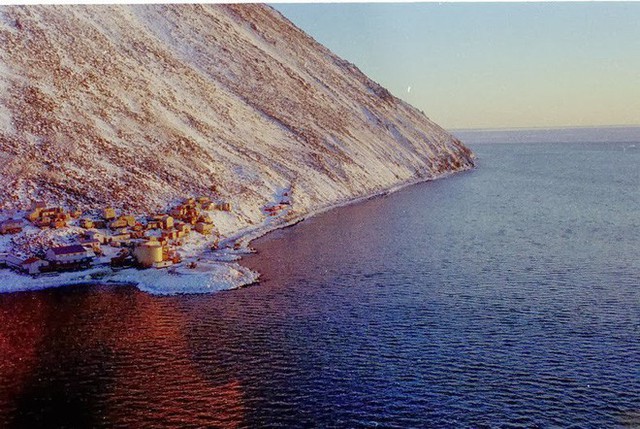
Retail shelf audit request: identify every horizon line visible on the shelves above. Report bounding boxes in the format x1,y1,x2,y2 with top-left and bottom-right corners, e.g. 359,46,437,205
449,124,640,133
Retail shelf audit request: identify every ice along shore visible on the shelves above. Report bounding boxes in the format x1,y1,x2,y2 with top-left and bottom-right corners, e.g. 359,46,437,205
0,163,474,295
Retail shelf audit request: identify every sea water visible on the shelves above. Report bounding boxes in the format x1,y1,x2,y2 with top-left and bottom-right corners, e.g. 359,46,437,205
1,129,639,427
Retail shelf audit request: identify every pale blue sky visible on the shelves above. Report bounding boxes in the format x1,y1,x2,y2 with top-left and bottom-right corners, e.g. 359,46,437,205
272,3,640,130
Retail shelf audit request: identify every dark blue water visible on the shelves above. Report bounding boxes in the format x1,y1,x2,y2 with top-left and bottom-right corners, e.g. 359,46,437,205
1,140,639,428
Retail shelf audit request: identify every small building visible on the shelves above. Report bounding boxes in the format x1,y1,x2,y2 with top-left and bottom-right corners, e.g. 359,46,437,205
109,218,128,229
215,202,231,212
146,220,161,230
79,238,101,252
51,219,67,229
195,222,214,235
46,244,94,264
0,219,23,235
170,207,186,218
121,215,136,227
86,230,108,244
161,215,174,230
111,250,135,268
103,207,116,221
162,230,175,241
175,223,191,236
38,208,54,218
79,218,95,229
110,232,132,244
41,207,63,218
1,252,23,269
26,202,46,222
21,257,49,275
26,209,42,222
184,215,198,225
36,217,51,228
130,230,145,239
198,214,214,224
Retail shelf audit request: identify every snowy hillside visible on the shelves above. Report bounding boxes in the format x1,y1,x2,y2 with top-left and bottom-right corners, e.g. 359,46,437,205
0,4,474,230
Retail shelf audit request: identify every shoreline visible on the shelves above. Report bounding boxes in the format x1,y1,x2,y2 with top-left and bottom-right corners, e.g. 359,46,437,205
0,164,474,296
229,165,472,250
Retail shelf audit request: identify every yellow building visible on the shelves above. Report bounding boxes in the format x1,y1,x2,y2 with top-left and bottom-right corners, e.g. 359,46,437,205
215,202,231,212
26,208,42,222
133,239,163,268
79,218,94,229
195,222,213,235
103,207,116,221
120,215,136,227
162,215,174,230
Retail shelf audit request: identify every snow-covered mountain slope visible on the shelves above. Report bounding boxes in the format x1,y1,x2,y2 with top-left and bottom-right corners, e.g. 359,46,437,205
0,4,474,225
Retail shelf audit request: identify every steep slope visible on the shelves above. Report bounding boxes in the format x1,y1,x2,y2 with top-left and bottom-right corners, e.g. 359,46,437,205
0,4,474,226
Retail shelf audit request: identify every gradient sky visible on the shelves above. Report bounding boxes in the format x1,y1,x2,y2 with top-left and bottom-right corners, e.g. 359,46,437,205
272,3,640,130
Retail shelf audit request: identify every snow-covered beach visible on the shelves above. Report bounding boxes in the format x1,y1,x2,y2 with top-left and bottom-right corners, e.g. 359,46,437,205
0,167,472,296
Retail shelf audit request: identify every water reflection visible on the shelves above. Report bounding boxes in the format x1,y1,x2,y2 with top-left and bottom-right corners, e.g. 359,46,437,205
0,142,639,427
0,287,245,428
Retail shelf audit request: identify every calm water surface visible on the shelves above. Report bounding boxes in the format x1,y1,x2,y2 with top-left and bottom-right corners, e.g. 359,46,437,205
0,141,639,428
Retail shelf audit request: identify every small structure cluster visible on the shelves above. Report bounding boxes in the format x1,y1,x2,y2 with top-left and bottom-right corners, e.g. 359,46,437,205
0,196,233,276
0,219,23,235
262,189,292,216
26,203,82,229
169,197,223,236
0,244,93,275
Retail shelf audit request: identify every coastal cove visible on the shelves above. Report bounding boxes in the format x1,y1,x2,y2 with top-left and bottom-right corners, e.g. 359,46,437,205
0,164,472,295
1,136,639,427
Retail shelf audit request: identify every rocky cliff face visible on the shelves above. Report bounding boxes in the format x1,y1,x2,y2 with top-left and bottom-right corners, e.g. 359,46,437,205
0,4,474,224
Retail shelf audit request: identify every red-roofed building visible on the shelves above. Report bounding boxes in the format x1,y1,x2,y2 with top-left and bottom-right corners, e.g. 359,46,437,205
0,219,23,235
21,257,49,275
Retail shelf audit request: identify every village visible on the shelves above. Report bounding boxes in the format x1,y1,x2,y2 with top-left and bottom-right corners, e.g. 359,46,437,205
0,188,294,281
0,196,242,276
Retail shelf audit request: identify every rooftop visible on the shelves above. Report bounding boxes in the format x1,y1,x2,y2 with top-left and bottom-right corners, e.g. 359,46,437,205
49,244,87,255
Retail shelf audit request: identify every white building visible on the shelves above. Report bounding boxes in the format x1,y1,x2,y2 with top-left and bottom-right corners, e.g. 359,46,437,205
0,252,23,269
86,230,108,244
21,257,49,274
0,219,23,234
45,244,94,264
